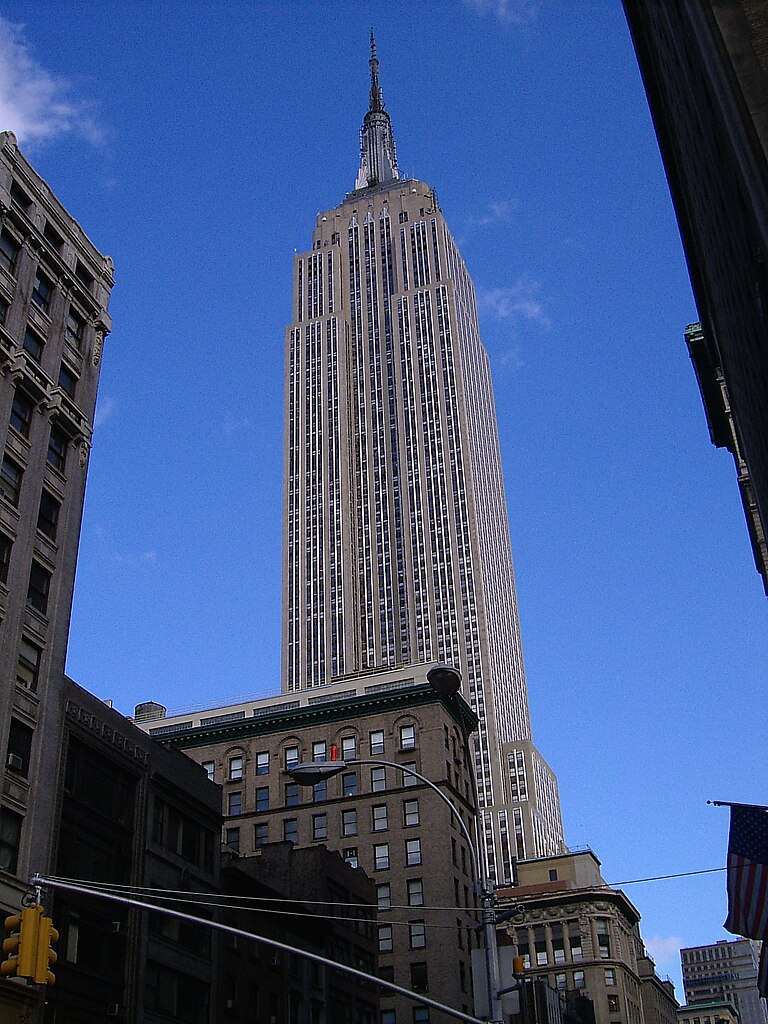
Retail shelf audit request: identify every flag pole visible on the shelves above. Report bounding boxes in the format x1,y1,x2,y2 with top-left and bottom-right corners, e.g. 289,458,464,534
708,800,768,810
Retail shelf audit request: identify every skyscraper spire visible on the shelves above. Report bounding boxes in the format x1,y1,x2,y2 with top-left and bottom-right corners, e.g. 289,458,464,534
354,31,399,191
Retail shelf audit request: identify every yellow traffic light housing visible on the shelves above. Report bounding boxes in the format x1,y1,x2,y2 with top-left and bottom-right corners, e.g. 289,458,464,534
33,914,58,985
1,905,41,979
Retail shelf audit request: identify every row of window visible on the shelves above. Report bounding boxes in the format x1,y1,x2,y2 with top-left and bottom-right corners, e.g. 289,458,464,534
206,725,418,783
224,769,419,815
382,1001,431,1023
378,920,426,952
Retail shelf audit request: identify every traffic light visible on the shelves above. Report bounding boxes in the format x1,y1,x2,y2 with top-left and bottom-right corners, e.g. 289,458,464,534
1,904,41,979
33,914,57,985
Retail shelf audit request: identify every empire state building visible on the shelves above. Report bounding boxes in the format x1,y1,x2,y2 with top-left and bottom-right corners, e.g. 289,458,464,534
283,37,564,876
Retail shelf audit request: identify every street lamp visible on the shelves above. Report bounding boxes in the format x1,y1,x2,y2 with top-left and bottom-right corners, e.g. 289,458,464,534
427,664,503,1024
287,709,504,1023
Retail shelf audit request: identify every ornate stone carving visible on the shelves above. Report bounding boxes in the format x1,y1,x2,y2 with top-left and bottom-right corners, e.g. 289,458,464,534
92,330,103,367
79,440,88,468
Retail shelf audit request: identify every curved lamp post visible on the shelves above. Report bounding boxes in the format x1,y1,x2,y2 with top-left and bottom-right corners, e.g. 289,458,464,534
287,672,504,1024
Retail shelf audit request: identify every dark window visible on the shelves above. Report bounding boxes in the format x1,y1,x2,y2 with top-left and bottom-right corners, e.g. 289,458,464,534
254,822,268,846
23,327,44,362
0,454,22,506
312,779,327,802
409,921,426,949
65,307,85,349
342,809,357,836
27,560,51,615
227,791,242,816
410,962,428,992
44,221,63,251
0,806,22,873
32,269,54,312
47,426,67,472
285,783,300,807
7,718,33,776
10,390,33,438
75,260,93,292
0,231,19,275
10,182,30,212
37,490,60,541
0,531,11,584
255,787,269,812
16,638,41,691
342,772,357,797
145,961,210,1024
225,826,240,852
283,818,298,844
58,363,77,398
312,813,327,841
0,297,8,324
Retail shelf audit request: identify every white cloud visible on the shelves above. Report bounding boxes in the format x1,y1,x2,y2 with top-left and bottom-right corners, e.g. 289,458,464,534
477,276,552,328
645,935,684,971
467,199,518,228
0,16,102,149
94,396,117,428
463,0,539,24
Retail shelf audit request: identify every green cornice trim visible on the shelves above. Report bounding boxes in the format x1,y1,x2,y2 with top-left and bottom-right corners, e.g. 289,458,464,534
156,684,478,751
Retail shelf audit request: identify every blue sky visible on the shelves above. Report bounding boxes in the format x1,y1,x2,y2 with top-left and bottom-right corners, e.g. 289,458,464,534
3,0,765,995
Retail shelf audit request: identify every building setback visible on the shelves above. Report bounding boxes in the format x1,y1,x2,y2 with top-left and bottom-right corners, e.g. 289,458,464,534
0,130,113,917
681,939,767,1024
282,34,563,880
623,0,768,594
496,850,678,1024
143,670,482,1023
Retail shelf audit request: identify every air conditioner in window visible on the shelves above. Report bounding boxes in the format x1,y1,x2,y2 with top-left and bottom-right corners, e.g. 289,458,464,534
225,999,237,1010
6,753,22,771
111,921,126,935
269,952,280,967
106,1006,122,1017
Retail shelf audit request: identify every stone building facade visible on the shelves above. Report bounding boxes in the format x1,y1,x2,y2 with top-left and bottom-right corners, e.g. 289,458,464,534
0,129,114,923
139,670,481,1024
497,850,677,1024
681,939,767,1024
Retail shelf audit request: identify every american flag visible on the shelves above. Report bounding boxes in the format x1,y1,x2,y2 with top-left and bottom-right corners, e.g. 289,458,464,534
723,804,768,998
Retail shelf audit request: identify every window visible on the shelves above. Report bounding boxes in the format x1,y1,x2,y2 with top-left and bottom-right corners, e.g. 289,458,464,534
374,843,390,870
23,327,44,362
254,822,268,846
0,297,7,324
341,735,356,759
228,791,242,816
1,453,22,505
371,766,386,792
405,838,421,866
225,826,240,852
370,730,384,755
382,1012,396,1024
65,308,85,350
343,847,358,868
255,787,269,812
605,969,616,986
608,996,620,1012
535,926,547,966
283,818,298,844
399,724,416,750
285,783,299,806
27,560,51,615
228,756,243,781
410,963,428,994
37,491,60,541
201,761,215,782
58,363,78,398
312,740,327,762
596,919,611,959
10,390,34,438
413,1010,429,1024
372,805,388,831
342,809,357,836
0,807,22,873
47,426,68,472
342,772,357,797
256,751,269,775
10,182,30,212
399,211,408,224
44,221,63,251
569,921,583,961
402,762,418,787
549,869,558,881
555,973,567,991
32,269,53,312
312,780,327,802
407,879,424,907
7,718,33,777
75,260,93,292
16,638,41,691
409,922,426,949
284,745,299,770
0,532,11,584
378,924,393,953
573,970,585,990
312,813,327,841
377,883,391,910
0,230,19,275
403,799,419,826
